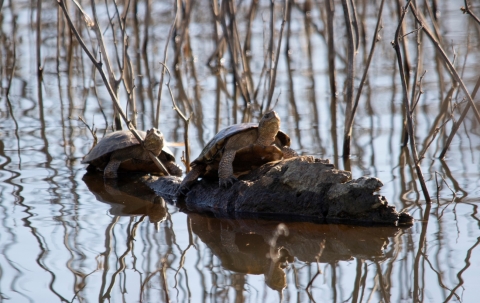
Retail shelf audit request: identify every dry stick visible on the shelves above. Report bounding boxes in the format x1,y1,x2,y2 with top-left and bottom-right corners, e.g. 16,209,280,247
142,0,151,55
160,63,192,171
78,116,98,147
344,0,385,158
348,0,359,50
116,0,137,128
36,0,43,78
229,0,254,104
266,0,288,110
243,0,258,53
57,0,170,176
324,0,339,164
123,36,137,128
409,19,423,122
156,13,177,128
324,0,337,97
6,15,17,97
439,76,480,159
341,0,357,158
219,0,250,108
89,0,123,130
392,0,431,203
461,0,480,25
418,84,455,159
410,4,480,123
410,70,427,113
172,0,192,67
265,0,275,112
408,5,480,156
104,0,122,67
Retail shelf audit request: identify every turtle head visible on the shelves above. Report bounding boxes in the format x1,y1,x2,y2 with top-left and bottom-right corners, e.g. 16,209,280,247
258,111,280,145
144,128,164,156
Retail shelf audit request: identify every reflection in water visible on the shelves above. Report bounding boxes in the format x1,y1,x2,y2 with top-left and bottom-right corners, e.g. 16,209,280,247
83,173,168,225
189,213,402,294
80,175,409,301
81,174,411,300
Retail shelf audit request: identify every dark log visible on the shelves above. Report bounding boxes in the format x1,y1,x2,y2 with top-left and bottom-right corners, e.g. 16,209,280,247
143,156,413,226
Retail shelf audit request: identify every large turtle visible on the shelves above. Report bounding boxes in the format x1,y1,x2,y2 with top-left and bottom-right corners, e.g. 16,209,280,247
82,128,182,178
178,111,297,192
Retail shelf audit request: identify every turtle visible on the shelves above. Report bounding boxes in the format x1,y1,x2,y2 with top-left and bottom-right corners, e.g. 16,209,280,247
82,128,183,178
178,110,297,192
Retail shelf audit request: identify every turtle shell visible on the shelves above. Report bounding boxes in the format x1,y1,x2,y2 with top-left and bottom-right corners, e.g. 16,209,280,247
193,123,291,166
82,130,175,164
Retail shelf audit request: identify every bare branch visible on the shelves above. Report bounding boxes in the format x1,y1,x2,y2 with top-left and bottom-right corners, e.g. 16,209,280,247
57,0,170,175
392,0,431,203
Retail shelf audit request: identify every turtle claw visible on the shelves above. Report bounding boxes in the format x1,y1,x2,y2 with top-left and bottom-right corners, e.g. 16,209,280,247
219,176,238,188
176,185,190,196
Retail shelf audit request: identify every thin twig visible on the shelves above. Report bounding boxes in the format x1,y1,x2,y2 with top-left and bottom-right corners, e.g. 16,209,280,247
439,76,480,159
266,0,288,111
344,0,385,158
409,3,480,125
461,0,480,25
410,70,427,113
57,0,170,175
6,15,17,97
341,0,356,158
155,12,177,128
78,116,98,146
392,0,431,203
160,62,192,171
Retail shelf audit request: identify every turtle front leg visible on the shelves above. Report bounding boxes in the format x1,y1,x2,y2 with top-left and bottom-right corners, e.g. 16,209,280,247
281,146,298,159
104,159,121,178
219,149,238,187
164,161,183,177
177,164,204,195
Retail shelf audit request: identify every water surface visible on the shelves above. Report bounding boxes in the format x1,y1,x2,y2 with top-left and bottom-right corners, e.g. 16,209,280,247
1,0,480,302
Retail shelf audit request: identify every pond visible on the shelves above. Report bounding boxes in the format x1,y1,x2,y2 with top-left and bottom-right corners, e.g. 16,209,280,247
0,0,479,302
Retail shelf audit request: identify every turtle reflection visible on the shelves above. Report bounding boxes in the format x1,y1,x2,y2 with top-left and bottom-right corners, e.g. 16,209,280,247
189,213,402,291
82,173,167,225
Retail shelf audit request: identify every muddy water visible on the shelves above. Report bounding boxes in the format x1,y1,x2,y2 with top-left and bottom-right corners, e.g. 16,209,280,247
1,0,479,302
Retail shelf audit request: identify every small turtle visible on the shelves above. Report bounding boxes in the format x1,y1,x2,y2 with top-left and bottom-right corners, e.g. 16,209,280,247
178,111,297,192
82,128,182,178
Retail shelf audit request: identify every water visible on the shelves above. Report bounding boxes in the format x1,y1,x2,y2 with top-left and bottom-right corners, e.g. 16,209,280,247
1,0,480,302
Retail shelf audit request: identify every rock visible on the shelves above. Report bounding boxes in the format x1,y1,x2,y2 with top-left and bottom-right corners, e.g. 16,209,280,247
143,156,413,226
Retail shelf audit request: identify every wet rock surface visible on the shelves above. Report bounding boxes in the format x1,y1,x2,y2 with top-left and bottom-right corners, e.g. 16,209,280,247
143,156,413,226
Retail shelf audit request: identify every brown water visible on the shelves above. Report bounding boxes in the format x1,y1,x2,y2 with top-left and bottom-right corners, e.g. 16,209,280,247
1,0,480,302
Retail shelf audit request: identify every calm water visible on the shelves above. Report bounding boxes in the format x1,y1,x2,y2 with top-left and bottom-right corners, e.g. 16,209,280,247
1,0,480,302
